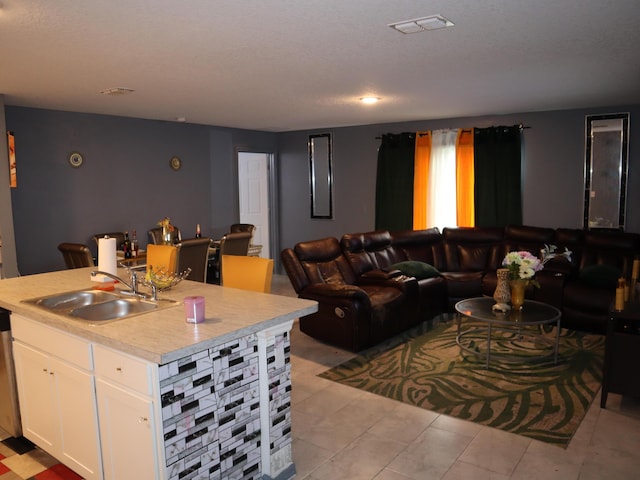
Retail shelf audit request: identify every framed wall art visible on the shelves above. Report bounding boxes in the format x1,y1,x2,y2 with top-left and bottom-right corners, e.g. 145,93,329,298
7,131,16,188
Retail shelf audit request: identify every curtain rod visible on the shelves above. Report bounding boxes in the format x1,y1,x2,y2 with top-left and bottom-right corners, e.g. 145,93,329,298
375,124,531,139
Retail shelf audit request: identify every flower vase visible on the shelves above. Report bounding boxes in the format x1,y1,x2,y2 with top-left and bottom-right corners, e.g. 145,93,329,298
162,225,172,245
510,279,529,310
492,268,511,312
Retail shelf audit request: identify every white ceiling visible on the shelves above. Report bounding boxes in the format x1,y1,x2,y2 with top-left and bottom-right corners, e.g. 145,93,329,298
1,0,639,132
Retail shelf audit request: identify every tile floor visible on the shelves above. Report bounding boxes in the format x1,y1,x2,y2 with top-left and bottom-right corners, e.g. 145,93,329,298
274,275,640,480
2,275,639,479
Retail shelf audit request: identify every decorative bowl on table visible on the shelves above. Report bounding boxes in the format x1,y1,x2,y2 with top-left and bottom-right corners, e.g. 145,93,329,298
139,267,191,292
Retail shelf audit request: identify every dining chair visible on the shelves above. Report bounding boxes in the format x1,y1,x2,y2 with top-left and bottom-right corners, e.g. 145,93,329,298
146,244,178,274
92,232,126,249
211,231,252,283
147,226,182,245
58,243,95,269
229,223,255,238
221,255,274,293
176,237,211,282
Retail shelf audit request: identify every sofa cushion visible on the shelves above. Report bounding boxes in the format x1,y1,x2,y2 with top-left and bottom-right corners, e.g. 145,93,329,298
578,264,621,289
391,261,441,279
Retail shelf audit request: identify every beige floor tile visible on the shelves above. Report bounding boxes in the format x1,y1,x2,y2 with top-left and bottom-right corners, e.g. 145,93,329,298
241,275,640,479
457,427,530,476
386,427,475,479
0,443,17,458
308,432,405,480
293,380,366,418
509,448,582,480
429,413,484,438
0,470,23,479
367,402,438,444
291,374,336,405
590,407,640,455
292,437,336,479
578,448,640,480
372,469,414,480
0,448,58,479
602,393,640,419
442,460,511,480
524,437,587,467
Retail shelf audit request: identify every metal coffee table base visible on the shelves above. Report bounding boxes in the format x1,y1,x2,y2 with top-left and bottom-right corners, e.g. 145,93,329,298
455,297,561,369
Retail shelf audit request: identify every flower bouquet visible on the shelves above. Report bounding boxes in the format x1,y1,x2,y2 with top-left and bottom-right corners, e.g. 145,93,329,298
502,250,543,287
501,245,572,310
158,217,175,244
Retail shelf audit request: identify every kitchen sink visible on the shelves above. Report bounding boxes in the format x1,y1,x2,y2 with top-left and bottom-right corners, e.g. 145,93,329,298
34,290,121,310
24,289,180,324
69,298,160,321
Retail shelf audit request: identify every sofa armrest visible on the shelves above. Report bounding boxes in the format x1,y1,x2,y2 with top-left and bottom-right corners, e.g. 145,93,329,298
542,257,575,277
361,268,402,280
300,283,371,304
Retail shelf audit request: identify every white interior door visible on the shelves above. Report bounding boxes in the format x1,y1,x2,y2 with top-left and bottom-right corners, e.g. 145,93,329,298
238,152,270,258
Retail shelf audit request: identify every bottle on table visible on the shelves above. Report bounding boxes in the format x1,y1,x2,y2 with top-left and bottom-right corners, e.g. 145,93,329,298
195,224,202,238
122,231,132,259
131,230,139,258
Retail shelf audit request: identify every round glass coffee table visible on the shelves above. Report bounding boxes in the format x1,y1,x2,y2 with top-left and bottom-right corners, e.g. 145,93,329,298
455,297,561,368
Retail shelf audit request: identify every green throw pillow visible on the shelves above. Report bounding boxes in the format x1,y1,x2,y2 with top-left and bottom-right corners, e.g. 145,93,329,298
391,261,441,279
579,264,621,289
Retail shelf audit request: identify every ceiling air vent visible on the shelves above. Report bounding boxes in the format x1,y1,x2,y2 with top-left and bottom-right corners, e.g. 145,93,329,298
100,87,135,96
389,15,454,34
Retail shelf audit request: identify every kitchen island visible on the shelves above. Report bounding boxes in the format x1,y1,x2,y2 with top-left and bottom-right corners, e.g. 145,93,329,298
0,267,317,480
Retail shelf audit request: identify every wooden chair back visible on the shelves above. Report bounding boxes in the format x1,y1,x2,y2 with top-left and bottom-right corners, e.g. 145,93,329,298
177,238,211,282
58,243,94,269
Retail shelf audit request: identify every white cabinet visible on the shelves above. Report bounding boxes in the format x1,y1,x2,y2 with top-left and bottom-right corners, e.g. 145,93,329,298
12,315,101,480
94,344,161,480
12,343,56,449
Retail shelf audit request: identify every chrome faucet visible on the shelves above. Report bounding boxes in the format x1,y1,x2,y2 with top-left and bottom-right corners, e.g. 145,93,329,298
90,270,142,297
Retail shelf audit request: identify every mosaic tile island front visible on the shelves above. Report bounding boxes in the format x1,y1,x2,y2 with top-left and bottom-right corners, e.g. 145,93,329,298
0,267,317,480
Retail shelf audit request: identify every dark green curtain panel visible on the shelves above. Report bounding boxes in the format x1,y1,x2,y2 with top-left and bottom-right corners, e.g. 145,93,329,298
375,133,415,231
474,126,522,227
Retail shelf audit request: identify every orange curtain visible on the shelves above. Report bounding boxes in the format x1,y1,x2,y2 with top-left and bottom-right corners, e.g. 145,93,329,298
413,132,431,229
456,128,475,227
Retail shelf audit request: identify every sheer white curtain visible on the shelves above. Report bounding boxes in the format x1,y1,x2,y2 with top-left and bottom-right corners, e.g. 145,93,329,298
427,129,458,232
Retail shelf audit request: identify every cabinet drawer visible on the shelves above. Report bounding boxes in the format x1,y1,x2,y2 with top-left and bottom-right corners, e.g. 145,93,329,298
11,314,92,370
94,344,153,395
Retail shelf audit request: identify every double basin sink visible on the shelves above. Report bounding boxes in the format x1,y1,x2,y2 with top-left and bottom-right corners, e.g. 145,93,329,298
25,289,180,324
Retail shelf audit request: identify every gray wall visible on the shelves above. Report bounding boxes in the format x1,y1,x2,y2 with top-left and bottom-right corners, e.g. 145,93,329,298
0,97,19,277
278,105,640,253
5,103,639,276
5,107,277,275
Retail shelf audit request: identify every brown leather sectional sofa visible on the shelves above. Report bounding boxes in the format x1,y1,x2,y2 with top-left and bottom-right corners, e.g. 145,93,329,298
281,225,640,352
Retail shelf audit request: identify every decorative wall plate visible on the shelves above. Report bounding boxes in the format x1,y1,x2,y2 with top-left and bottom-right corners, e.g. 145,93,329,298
69,152,83,168
170,156,182,171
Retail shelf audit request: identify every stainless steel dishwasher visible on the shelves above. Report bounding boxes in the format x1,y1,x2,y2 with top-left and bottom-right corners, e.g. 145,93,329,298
0,307,22,437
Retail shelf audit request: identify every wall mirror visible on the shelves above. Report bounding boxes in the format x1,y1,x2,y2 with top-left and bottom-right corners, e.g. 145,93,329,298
584,113,630,230
309,133,333,219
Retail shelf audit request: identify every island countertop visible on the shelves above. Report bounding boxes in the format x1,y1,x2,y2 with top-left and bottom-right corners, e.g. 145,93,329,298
0,267,317,364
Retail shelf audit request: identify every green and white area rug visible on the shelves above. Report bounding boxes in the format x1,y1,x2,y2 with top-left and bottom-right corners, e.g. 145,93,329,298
318,319,605,448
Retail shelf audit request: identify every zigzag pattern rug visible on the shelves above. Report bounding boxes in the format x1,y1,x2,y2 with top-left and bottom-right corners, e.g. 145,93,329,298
318,319,605,448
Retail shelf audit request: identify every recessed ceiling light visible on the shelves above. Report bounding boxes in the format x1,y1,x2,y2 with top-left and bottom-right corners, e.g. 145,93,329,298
389,15,454,34
360,97,381,105
100,87,135,96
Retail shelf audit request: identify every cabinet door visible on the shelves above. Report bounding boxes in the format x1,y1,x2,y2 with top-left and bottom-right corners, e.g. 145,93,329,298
96,378,159,480
51,356,102,480
13,342,57,450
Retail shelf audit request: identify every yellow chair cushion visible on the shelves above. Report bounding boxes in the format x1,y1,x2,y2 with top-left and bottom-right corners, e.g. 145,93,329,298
221,255,274,293
146,244,178,274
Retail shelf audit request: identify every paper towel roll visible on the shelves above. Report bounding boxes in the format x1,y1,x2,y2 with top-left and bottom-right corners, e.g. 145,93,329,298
98,237,117,276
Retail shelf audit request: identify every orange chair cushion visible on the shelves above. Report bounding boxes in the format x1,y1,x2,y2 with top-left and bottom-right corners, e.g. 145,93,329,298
146,244,178,274
221,255,274,293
